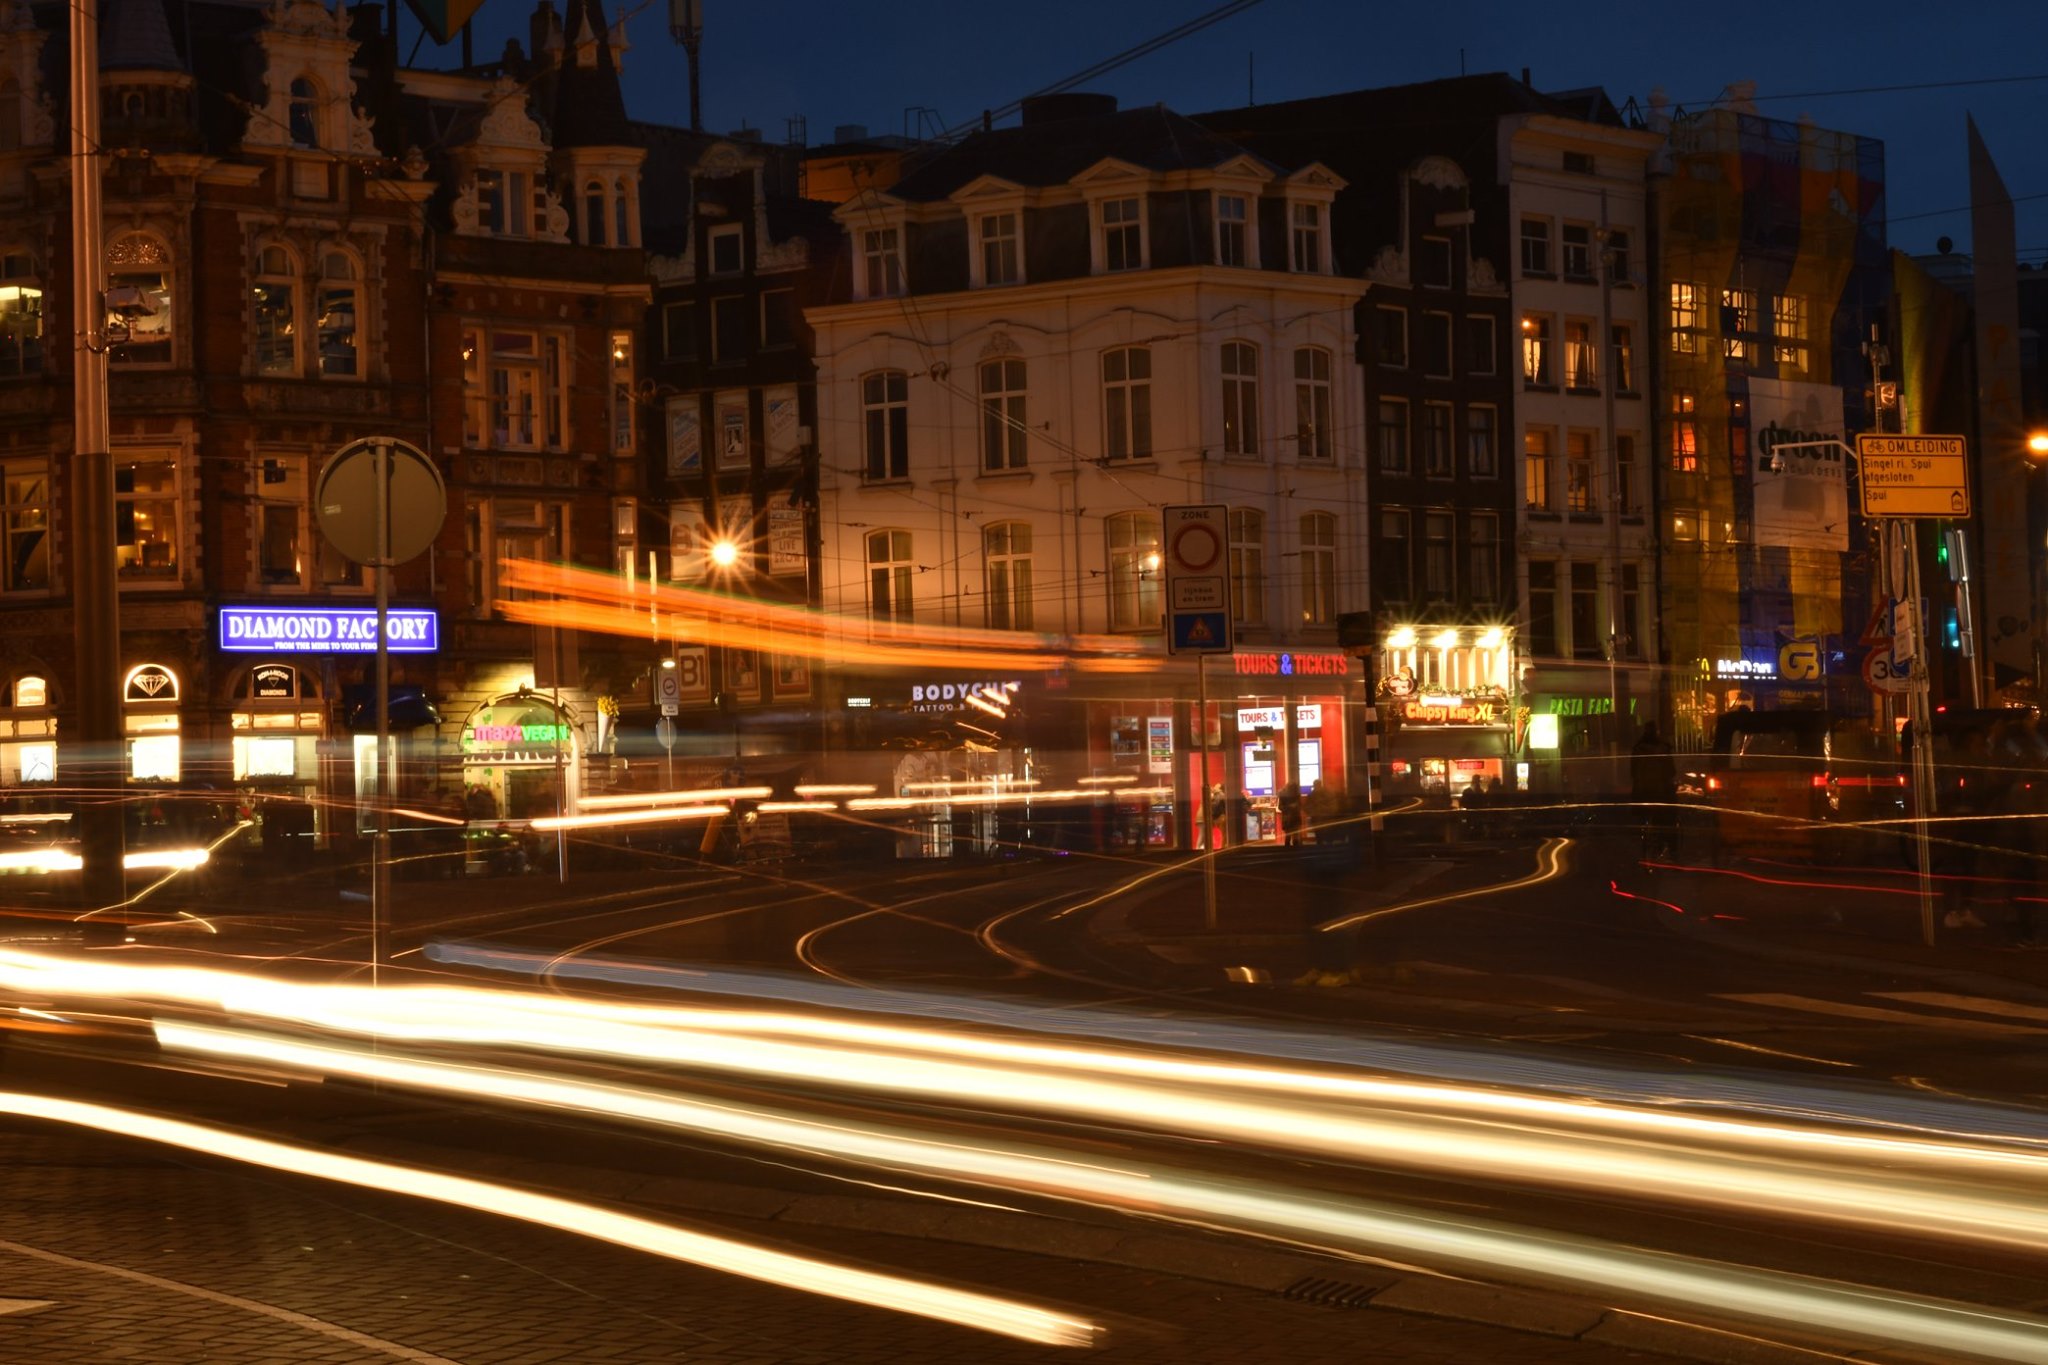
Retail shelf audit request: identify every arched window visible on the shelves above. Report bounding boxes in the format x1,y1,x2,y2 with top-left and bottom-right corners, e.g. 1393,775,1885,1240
983,521,1033,631
252,243,298,376
583,179,606,246
288,77,318,148
866,529,913,622
317,251,358,378
1299,512,1336,626
1221,341,1259,457
1229,507,1264,626
1104,511,1160,632
107,232,173,366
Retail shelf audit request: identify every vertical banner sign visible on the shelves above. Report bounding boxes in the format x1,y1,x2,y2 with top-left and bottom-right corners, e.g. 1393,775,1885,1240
1162,504,1232,655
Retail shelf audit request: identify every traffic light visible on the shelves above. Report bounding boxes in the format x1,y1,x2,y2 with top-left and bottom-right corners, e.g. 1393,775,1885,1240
1944,606,1961,651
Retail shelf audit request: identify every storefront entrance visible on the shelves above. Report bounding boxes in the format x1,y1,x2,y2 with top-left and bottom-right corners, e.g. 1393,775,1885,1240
458,694,581,823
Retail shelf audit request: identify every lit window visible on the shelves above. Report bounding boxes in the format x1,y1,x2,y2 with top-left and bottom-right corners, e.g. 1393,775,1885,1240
1521,314,1552,386
1670,389,1699,473
252,244,297,376
1772,294,1809,368
1722,288,1759,364
984,521,1033,630
0,251,43,378
1669,281,1701,352
1564,319,1597,389
255,455,355,590
108,232,173,366
1524,428,1554,512
115,458,178,578
867,529,914,622
462,330,570,451
317,251,358,379
1105,511,1161,632
610,331,634,456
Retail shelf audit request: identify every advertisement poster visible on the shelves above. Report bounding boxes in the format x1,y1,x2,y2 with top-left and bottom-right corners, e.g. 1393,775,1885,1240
768,504,806,576
666,400,700,476
1747,377,1848,551
764,388,801,465
1146,716,1174,773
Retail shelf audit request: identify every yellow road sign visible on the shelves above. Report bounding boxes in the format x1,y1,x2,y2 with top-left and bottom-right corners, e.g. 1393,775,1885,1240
1855,434,1970,518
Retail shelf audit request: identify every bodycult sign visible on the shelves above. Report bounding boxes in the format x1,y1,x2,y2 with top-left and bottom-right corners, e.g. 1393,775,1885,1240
220,607,441,654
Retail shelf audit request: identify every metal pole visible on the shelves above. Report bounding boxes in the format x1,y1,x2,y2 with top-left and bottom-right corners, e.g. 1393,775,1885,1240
1903,518,1938,946
553,668,567,883
71,0,125,938
1198,651,1217,930
372,440,392,982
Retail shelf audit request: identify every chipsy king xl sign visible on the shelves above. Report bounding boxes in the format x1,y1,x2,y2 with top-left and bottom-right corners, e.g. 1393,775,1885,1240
220,607,440,654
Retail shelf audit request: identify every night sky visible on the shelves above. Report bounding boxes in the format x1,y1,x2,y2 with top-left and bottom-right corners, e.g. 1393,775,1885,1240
439,0,2048,265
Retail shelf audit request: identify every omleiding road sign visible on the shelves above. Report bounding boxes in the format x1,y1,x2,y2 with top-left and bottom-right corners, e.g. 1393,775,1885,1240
1162,503,1231,655
1855,435,1970,519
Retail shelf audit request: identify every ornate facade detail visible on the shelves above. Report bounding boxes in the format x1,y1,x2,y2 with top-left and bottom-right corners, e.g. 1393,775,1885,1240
539,188,570,242
450,181,478,234
476,76,547,151
755,236,809,272
401,145,429,179
978,331,1020,360
695,141,761,181
1468,256,1505,295
1367,245,1408,285
244,382,393,416
1409,155,1468,190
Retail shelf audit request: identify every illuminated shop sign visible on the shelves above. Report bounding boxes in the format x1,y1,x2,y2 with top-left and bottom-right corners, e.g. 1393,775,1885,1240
908,679,1021,713
470,724,571,744
220,607,440,654
1232,651,1350,678
1714,657,1776,680
1400,697,1501,726
1234,705,1324,731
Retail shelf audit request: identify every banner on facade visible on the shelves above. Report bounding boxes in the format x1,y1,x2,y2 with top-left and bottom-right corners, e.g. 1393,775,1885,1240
667,400,701,476
1748,377,1848,551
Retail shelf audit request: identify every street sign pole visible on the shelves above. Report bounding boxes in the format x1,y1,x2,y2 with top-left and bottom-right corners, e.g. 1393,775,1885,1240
1903,518,1938,947
1163,504,1232,931
1196,651,1214,928
372,440,392,984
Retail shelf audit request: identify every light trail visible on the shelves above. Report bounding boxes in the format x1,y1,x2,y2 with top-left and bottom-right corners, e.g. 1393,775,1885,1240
1317,837,1574,932
0,1088,1097,1347
149,1025,2048,1365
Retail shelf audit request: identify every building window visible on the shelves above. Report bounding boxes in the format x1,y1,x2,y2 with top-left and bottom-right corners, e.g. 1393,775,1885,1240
1422,511,1453,601
1670,389,1698,472
473,168,532,237
1564,318,1597,389
1300,511,1335,626
1616,433,1640,515
1376,306,1407,367
1422,402,1453,478
585,180,608,247
1566,429,1596,513
709,224,743,276
1519,217,1551,275
862,227,902,297
1378,509,1410,604
1419,310,1452,377
1524,427,1554,512
255,455,354,590
861,370,910,481
315,251,359,379
1100,196,1143,272
760,289,794,349
662,302,696,360
1229,507,1264,626
1374,398,1409,475
1619,564,1643,659
0,252,42,378
464,329,568,451
1672,507,1698,542
1521,314,1552,386
1670,281,1701,353
1772,294,1809,368
1216,193,1248,266
1221,341,1259,457
1102,346,1152,460
615,188,631,248
1290,202,1323,272
610,331,634,456
1561,223,1593,280
466,499,568,619
107,232,173,366
1466,405,1498,479
1570,561,1602,659
1527,561,1560,657
1293,347,1331,460
984,521,1033,630
1105,510,1161,632
0,460,48,591
979,212,1020,285
711,295,748,362
115,457,177,578
1722,287,1760,364
1469,512,1498,606
1610,324,1635,393
1606,230,1631,284
1418,235,1452,288
252,244,298,376
288,76,318,148
867,529,914,622
979,357,1027,472
1463,314,1495,376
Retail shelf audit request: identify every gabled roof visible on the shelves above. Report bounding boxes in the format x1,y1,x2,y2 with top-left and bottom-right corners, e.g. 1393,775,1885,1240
887,102,1280,202
547,0,630,147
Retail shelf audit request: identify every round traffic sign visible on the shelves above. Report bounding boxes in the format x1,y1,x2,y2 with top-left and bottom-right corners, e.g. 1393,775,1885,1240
655,717,677,749
1170,521,1221,572
316,437,447,566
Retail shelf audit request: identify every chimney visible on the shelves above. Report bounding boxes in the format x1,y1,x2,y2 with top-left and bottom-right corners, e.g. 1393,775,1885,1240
833,123,867,144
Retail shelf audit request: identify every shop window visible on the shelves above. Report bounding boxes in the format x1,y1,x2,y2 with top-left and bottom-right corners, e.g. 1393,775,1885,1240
983,521,1033,631
867,528,914,622
0,250,44,377
1,459,49,591
1220,341,1259,457
1103,346,1152,460
1293,347,1331,460
1105,510,1160,632
115,458,178,578
1299,512,1335,626
1229,507,1264,627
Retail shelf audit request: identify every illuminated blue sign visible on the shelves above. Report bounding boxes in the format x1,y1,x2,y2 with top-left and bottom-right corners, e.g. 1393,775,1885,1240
219,607,440,654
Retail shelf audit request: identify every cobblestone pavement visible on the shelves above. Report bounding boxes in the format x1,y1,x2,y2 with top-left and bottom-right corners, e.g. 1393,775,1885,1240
0,1128,1674,1365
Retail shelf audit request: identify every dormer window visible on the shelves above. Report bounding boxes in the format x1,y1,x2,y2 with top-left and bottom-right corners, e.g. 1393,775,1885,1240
978,212,1020,286
862,227,902,298
288,77,318,149
1215,193,1248,266
1100,197,1143,272
1290,202,1323,273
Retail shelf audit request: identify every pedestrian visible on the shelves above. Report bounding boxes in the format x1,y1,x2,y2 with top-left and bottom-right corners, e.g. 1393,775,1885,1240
1207,783,1227,850
1459,776,1486,838
1279,783,1305,848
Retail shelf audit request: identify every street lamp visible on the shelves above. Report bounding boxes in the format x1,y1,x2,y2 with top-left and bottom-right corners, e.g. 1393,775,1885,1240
708,538,739,570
